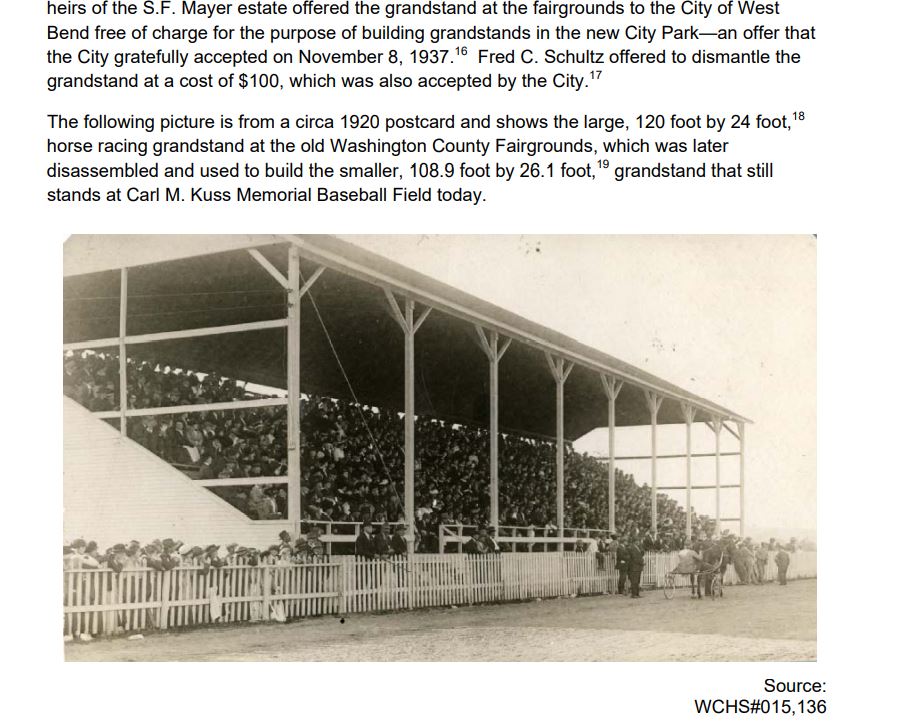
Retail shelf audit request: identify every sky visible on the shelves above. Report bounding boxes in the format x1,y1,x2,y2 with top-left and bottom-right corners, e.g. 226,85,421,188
341,235,817,538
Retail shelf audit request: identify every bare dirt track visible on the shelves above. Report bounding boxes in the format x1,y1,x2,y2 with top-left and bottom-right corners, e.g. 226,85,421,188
65,579,816,662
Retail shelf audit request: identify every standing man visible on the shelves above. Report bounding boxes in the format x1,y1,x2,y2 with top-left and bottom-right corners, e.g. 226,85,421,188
595,536,608,570
736,540,753,584
481,526,500,554
464,528,489,555
701,538,723,597
607,534,619,572
742,540,759,584
775,545,791,586
304,525,325,562
756,543,770,584
354,520,376,593
627,540,645,598
391,524,409,556
616,540,630,596
355,520,376,560
373,523,393,558
676,542,703,598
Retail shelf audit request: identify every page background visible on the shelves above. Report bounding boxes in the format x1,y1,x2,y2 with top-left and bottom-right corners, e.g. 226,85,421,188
3,2,910,723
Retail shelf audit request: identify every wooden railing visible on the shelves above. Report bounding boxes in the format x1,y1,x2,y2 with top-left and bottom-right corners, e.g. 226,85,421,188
438,523,609,553
298,521,408,555
62,551,816,639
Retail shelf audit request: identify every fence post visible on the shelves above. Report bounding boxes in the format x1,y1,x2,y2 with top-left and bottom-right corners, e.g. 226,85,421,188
158,570,171,630
337,560,347,616
262,565,272,620
406,551,414,610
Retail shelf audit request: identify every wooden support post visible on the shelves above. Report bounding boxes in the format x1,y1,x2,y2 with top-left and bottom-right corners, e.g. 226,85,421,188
385,291,431,553
680,403,696,541
404,298,415,550
600,375,624,533
475,327,511,532
118,268,128,436
556,372,564,540
737,421,746,537
711,416,723,536
487,331,500,531
546,354,573,539
287,246,302,538
644,391,664,537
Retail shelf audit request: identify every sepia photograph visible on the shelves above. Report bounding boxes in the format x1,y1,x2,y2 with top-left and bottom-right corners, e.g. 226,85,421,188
61,234,816,662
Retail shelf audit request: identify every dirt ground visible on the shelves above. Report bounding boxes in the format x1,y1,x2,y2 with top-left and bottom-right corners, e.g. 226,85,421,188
65,579,816,662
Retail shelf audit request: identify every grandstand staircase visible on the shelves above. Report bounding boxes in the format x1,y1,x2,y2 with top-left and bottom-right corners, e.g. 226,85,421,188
63,398,291,548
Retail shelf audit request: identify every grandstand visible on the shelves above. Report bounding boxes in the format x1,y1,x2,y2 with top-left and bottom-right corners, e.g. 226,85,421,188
63,235,749,550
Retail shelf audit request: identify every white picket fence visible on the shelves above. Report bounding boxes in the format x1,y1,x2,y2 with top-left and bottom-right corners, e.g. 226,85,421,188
63,551,816,638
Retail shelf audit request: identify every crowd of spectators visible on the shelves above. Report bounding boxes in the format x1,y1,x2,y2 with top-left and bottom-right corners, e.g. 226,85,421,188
63,527,332,573
64,350,753,552
63,528,814,575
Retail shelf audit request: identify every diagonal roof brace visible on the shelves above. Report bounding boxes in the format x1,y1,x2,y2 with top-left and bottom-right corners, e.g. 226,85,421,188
248,248,288,289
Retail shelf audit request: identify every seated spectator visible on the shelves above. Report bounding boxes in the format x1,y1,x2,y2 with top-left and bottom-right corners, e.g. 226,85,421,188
63,350,734,544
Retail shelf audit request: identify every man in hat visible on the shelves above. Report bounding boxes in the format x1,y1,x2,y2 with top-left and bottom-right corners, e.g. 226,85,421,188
755,543,770,584
304,525,325,562
355,520,376,559
125,541,142,568
739,539,757,584
574,531,588,553
183,546,203,567
85,541,102,565
481,526,500,554
204,544,225,569
595,535,608,569
701,537,723,597
161,539,182,570
391,524,409,555
774,545,791,586
463,528,488,554
143,542,164,571
616,540,630,595
70,539,97,570
373,522,393,558
607,533,619,572
106,544,129,573
526,526,542,553
291,536,307,563
259,545,280,565
673,541,703,598
627,539,645,598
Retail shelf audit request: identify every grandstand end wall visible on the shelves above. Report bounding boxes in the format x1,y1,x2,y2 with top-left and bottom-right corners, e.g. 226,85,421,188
63,398,290,549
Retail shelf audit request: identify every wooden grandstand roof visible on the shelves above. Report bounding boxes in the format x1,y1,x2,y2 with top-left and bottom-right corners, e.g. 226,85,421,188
63,235,749,440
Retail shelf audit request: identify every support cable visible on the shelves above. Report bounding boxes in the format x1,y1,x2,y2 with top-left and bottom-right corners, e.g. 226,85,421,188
306,292,406,518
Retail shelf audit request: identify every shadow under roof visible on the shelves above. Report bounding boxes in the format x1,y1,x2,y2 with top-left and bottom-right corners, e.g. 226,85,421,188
63,235,749,440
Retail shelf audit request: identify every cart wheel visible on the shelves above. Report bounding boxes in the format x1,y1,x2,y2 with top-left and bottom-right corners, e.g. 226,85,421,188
663,575,675,600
